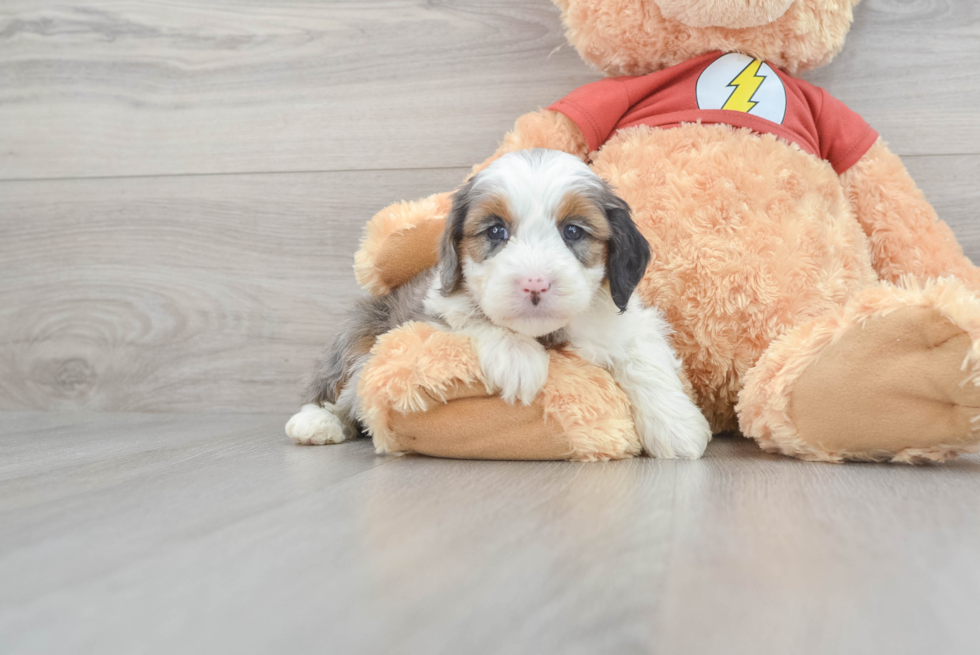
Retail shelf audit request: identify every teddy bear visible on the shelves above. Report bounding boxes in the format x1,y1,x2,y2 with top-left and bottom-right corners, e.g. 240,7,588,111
346,0,980,464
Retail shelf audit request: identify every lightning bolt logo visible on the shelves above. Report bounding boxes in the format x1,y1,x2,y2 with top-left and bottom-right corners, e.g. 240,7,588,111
722,58,766,113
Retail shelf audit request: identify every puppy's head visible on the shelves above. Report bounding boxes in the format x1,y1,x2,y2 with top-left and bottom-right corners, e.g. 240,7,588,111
439,149,650,337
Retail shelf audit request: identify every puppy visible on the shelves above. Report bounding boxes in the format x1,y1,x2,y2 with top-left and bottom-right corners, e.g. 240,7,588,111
286,149,711,459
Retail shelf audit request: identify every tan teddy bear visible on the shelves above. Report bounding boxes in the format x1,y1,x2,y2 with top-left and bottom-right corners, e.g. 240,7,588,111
345,0,980,463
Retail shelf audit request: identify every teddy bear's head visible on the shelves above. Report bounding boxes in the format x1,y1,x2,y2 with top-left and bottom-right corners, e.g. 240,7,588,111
554,0,859,76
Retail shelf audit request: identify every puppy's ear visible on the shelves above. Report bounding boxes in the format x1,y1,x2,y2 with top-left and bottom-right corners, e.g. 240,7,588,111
439,179,475,295
604,192,650,312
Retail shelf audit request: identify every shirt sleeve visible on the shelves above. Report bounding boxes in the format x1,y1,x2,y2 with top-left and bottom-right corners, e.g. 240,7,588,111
808,84,879,175
547,77,633,153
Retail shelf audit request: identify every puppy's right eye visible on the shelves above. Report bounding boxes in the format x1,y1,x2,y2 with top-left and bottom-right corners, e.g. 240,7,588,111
562,224,585,242
487,224,509,242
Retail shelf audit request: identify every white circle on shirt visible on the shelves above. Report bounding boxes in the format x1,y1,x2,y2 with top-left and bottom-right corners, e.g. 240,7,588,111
696,52,787,125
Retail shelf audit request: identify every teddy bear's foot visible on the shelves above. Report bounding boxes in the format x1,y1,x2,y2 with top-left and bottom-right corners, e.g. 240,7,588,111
738,278,980,463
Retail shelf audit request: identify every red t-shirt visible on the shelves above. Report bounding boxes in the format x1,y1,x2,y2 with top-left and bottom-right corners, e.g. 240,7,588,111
548,51,878,174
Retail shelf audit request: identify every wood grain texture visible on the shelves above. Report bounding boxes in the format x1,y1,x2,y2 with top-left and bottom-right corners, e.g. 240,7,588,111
0,167,467,412
807,0,980,154
0,0,585,179
1,0,979,181
2,413,979,654
2,155,979,413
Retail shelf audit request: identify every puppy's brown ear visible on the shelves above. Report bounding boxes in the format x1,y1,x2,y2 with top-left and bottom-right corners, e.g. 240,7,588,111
439,179,475,295
603,193,650,312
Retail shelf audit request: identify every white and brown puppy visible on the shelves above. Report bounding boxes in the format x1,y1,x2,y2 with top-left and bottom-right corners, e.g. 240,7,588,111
287,149,711,459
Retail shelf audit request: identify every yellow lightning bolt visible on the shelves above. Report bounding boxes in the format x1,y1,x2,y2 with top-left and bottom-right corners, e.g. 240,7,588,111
723,59,765,113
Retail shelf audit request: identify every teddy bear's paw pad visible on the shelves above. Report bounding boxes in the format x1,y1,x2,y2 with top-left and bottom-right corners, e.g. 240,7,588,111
791,306,980,458
285,403,349,445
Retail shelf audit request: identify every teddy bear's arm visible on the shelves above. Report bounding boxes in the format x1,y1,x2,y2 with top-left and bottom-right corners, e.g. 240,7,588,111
468,109,590,175
841,138,980,289
354,110,589,295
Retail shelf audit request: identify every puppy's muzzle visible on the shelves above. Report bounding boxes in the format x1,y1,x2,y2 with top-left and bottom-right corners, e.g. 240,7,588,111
521,277,551,307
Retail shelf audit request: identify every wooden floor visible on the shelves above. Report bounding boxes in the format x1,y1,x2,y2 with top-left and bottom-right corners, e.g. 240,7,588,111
2,412,979,655
3,1,980,653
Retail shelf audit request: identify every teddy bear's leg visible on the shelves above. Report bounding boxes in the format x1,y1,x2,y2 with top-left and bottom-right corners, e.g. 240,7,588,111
737,278,980,463
843,138,980,290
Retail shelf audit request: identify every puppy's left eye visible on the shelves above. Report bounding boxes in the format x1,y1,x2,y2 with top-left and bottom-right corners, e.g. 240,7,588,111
563,224,585,242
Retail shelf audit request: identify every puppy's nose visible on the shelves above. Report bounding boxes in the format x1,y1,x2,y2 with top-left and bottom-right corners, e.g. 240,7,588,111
521,277,551,306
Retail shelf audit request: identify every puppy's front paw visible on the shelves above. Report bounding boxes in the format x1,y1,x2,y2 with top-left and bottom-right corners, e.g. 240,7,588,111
475,333,550,406
641,399,712,460
285,403,349,445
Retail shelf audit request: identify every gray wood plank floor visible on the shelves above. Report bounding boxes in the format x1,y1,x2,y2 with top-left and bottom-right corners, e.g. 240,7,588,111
2,413,979,655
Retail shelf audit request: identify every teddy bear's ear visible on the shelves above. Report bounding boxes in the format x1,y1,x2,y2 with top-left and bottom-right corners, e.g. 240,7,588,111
602,193,650,312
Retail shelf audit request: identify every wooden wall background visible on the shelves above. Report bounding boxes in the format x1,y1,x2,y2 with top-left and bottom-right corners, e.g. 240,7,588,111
1,0,979,413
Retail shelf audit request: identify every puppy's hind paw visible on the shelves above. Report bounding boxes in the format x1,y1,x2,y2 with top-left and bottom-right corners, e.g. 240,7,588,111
285,403,349,445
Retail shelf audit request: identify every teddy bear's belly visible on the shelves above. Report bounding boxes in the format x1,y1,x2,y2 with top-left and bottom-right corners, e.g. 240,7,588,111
591,124,879,433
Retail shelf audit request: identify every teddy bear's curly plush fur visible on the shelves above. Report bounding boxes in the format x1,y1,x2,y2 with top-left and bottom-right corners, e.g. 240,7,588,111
348,0,980,463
